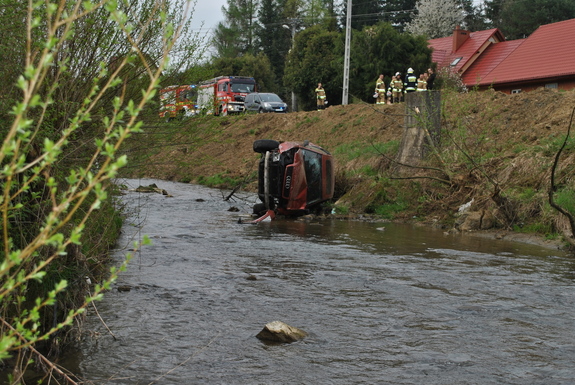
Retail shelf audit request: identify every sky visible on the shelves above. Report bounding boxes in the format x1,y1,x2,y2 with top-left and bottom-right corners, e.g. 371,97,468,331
190,0,227,34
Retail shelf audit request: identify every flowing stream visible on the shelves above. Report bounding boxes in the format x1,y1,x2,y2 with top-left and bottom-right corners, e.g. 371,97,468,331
70,179,575,384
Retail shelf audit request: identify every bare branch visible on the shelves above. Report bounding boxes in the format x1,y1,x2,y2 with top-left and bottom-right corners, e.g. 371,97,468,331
548,107,575,243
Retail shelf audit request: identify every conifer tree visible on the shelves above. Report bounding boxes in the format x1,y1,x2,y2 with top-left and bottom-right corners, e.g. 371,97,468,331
213,0,260,57
258,0,291,84
381,0,418,32
489,0,575,40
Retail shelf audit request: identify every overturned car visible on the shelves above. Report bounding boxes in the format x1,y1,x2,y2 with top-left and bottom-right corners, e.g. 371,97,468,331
252,139,335,217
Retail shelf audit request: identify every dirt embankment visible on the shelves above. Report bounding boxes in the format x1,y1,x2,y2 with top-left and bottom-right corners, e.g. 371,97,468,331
124,88,575,247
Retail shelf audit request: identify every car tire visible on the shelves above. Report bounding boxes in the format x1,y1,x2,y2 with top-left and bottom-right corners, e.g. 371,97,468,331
258,108,264,114
253,203,266,215
253,139,280,153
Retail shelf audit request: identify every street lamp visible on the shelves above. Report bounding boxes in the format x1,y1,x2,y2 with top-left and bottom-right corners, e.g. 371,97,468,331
283,23,297,112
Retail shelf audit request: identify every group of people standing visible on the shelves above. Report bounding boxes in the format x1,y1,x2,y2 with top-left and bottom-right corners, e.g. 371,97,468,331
314,67,436,111
375,67,436,105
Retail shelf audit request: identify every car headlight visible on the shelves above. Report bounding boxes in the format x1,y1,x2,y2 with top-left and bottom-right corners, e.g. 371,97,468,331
263,103,271,109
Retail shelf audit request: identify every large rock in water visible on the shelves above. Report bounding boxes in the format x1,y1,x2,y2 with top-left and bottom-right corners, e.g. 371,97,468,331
256,321,307,343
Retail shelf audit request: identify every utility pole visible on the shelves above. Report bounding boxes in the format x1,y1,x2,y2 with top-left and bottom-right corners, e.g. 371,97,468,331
342,0,352,105
283,21,297,112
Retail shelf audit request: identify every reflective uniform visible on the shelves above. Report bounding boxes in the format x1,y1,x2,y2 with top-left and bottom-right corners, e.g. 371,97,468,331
405,69,418,93
315,85,326,110
375,78,386,104
417,77,427,91
392,78,403,103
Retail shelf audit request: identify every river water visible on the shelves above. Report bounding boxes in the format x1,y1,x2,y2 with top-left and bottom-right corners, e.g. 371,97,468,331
73,178,575,384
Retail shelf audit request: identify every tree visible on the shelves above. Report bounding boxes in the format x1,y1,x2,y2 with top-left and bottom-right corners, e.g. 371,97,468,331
460,0,489,32
284,21,432,109
284,25,342,110
346,22,432,100
483,0,507,28
406,0,465,38
381,0,418,32
0,0,197,381
209,53,278,92
495,0,575,40
346,0,383,30
301,0,338,29
212,0,261,57
257,0,291,86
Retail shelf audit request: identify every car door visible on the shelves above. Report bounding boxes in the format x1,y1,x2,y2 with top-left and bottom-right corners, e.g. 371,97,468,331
253,94,262,112
245,94,254,112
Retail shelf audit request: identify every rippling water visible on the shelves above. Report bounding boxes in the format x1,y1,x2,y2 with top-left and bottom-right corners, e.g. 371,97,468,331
72,179,575,384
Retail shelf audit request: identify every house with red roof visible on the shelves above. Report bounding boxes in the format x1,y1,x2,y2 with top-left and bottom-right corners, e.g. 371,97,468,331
428,18,575,94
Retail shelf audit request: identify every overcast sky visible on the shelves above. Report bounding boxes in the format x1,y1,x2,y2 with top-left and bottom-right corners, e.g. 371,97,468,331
190,0,226,34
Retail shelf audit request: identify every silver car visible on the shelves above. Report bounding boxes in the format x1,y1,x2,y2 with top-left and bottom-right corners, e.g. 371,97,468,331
244,93,288,113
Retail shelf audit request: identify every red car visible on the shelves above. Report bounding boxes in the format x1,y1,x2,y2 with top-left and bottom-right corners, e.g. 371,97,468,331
252,139,335,217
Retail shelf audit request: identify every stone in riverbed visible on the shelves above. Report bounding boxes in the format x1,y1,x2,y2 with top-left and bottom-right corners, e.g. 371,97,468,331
256,321,307,343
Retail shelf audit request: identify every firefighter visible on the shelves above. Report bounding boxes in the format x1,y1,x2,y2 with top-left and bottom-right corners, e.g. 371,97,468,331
375,75,386,105
315,83,326,111
417,73,427,91
404,68,418,93
392,73,404,103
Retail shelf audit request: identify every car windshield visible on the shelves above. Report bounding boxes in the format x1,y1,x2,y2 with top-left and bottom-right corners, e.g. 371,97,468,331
260,94,282,103
302,149,322,204
231,83,255,93
182,89,196,101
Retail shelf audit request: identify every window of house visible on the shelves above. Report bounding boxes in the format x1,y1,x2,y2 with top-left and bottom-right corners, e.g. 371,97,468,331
545,83,558,89
511,89,522,94
450,57,462,66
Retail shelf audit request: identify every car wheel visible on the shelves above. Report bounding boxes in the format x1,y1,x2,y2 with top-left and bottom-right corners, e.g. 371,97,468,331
258,108,264,114
253,139,280,153
253,203,266,215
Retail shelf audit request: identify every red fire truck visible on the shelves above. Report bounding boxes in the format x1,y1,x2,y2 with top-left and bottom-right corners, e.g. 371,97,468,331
197,76,257,116
159,84,198,120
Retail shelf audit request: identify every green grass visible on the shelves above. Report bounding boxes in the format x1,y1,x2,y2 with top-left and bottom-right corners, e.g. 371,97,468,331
554,188,575,215
368,201,409,219
512,222,553,234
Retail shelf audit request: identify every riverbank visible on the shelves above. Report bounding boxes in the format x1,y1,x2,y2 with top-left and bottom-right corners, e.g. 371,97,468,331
120,88,575,250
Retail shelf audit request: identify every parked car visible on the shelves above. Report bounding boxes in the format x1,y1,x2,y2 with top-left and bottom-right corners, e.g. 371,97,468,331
252,139,335,217
245,93,288,113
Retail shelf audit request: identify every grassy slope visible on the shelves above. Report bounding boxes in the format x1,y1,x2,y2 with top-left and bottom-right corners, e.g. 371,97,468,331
120,88,575,242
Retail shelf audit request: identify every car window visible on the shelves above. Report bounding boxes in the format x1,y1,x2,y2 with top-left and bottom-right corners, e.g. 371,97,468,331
245,94,253,103
301,149,322,204
231,83,255,93
260,94,282,103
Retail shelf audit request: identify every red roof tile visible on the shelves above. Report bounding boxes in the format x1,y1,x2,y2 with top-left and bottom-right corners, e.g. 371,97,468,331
428,28,504,72
462,39,524,86
478,18,575,86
